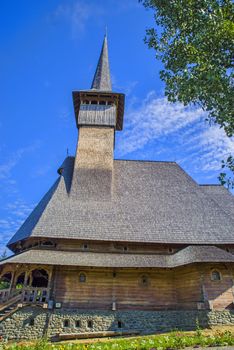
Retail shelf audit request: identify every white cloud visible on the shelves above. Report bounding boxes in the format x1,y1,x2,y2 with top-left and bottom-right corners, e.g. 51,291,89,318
0,200,35,252
52,1,104,39
0,144,40,252
0,143,40,181
116,92,234,175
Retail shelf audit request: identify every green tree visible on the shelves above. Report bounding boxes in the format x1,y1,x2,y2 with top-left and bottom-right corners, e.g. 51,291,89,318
141,0,234,187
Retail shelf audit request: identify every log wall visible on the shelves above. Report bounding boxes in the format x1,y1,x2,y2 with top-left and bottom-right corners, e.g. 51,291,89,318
53,263,234,310
53,267,176,310
1,262,233,311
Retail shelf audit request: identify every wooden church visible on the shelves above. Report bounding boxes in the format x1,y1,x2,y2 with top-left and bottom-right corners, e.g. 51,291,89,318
0,36,234,340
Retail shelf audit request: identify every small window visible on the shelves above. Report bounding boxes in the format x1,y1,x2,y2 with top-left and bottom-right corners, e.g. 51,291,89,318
41,241,54,247
79,273,86,283
113,272,117,278
118,320,123,328
83,243,88,250
99,101,106,105
211,270,221,281
29,318,34,326
123,246,128,252
141,275,149,287
75,320,80,328
169,248,173,253
63,319,70,327
91,101,97,105
87,320,93,328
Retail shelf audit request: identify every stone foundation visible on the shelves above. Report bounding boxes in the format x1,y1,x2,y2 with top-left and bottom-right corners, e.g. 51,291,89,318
0,307,234,340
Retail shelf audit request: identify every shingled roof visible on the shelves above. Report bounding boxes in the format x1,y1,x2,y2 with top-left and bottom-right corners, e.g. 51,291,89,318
8,157,234,249
200,184,234,219
91,35,112,91
1,245,234,268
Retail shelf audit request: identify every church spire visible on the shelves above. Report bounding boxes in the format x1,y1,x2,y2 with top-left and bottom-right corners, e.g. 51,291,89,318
91,35,112,91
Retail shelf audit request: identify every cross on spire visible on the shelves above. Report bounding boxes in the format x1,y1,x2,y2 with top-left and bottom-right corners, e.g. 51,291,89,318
91,35,112,91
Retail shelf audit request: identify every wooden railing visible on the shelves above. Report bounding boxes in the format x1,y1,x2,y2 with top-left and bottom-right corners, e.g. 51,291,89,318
0,288,11,303
0,294,22,313
0,288,22,306
22,287,50,304
0,287,50,305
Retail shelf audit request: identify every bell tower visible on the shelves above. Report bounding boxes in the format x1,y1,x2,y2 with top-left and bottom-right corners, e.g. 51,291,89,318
71,35,125,198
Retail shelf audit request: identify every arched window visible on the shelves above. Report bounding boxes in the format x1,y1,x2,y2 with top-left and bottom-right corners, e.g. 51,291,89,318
0,272,12,290
16,272,25,289
79,273,86,283
31,269,49,287
211,270,221,281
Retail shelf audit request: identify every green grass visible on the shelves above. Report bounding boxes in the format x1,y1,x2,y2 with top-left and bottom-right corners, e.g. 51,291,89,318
1,329,234,350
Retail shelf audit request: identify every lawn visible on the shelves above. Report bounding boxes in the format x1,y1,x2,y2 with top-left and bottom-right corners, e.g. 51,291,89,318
1,327,234,350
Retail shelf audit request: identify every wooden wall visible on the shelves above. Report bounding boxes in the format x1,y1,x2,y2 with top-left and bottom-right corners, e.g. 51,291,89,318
20,238,183,255
174,265,202,309
202,264,234,310
2,260,233,311
175,263,234,310
53,267,176,310
53,263,234,311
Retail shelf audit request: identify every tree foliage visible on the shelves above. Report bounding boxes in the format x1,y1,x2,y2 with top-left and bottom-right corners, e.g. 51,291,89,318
141,0,234,187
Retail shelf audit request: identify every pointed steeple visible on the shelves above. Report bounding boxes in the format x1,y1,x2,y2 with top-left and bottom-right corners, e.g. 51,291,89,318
91,35,112,91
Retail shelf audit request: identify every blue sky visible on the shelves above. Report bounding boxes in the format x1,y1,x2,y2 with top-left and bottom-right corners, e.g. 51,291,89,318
0,0,233,253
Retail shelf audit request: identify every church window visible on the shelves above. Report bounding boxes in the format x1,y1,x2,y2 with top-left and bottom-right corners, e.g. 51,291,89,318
211,270,221,281
0,272,12,290
31,269,49,288
75,320,80,328
29,318,35,326
141,275,149,287
41,241,54,247
87,320,93,328
118,320,123,328
79,273,86,283
16,272,25,289
63,319,70,327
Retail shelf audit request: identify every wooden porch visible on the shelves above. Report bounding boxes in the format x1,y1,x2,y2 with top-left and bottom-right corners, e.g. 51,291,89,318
0,287,51,304
0,263,53,312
